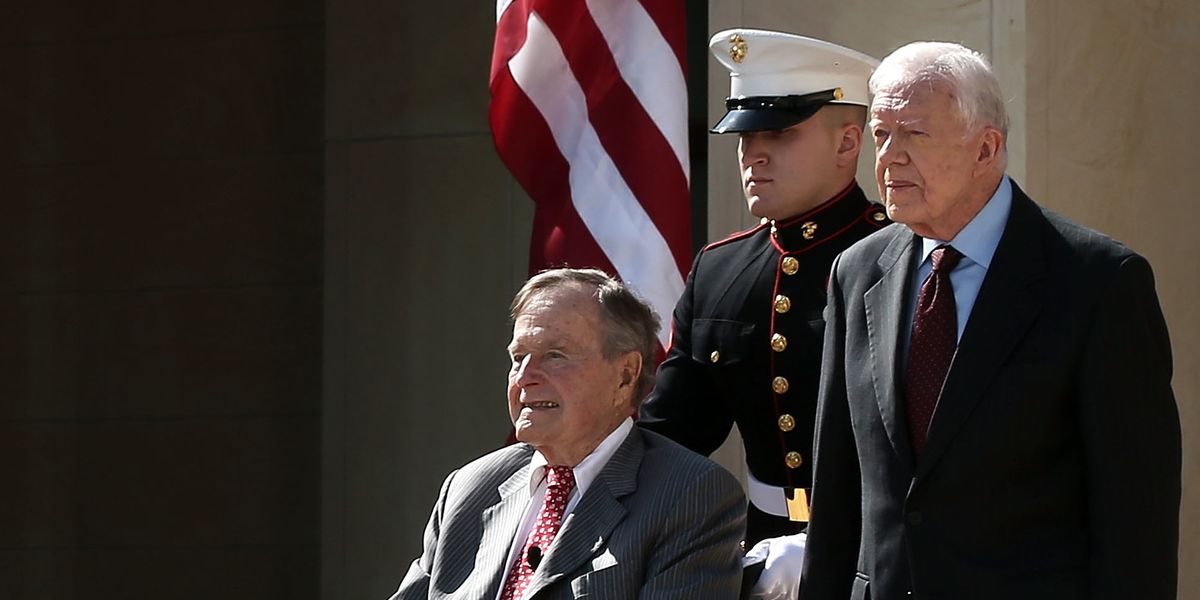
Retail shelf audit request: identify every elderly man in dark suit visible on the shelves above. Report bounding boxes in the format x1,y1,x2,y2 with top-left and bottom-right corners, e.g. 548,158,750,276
393,268,746,600
800,42,1181,600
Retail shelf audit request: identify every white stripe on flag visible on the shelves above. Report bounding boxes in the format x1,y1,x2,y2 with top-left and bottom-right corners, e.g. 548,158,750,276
585,0,690,182
511,12,684,344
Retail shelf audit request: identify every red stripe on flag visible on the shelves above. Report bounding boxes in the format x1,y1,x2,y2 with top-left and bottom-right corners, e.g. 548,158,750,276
529,192,619,276
491,0,690,443
489,68,619,276
535,3,692,275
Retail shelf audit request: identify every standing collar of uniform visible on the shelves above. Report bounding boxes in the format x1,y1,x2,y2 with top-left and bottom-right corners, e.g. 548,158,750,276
918,175,1013,269
770,182,878,251
527,417,634,498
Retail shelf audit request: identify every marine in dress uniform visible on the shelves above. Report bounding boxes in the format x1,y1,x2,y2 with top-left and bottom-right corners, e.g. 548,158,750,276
639,30,888,546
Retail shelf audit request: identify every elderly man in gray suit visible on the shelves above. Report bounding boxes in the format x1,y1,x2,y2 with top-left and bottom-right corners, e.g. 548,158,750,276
393,268,747,600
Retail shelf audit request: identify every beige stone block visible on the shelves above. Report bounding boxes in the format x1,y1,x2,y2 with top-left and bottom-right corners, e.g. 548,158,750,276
1,155,321,293
0,545,318,600
0,286,320,420
325,1,494,139
735,0,991,59
989,1,1026,185
1026,3,1198,596
0,417,319,548
2,29,322,166
706,134,752,242
704,5,751,240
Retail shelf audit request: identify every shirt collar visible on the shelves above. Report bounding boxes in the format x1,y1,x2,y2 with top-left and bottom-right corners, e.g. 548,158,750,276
919,175,1012,268
528,417,634,498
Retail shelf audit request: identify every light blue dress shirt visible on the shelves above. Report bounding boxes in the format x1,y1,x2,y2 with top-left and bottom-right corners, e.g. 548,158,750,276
902,176,1013,362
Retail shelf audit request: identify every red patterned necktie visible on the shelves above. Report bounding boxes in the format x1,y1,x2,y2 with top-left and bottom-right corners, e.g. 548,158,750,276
499,465,576,600
904,245,963,456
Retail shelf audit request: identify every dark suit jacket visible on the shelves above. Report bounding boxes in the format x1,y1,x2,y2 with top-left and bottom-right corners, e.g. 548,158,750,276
801,183,1181,600
641,185,888,541
393,427,746,599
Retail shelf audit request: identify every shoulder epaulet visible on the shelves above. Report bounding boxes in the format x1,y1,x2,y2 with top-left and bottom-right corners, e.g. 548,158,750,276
701,221,769,252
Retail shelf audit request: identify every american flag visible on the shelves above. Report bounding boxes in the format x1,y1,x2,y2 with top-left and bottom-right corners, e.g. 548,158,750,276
489,0,692,348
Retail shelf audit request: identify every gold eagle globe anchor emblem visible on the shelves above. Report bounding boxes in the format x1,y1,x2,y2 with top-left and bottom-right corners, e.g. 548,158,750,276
729,34,748,63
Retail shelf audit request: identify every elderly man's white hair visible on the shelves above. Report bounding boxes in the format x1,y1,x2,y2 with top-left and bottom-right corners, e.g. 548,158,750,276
870,41,1010,136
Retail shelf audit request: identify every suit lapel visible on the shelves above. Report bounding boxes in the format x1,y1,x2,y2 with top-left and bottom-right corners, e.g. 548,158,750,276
476,461,535,599
864,228,919,470
917,187,1046,478
523,429,641,597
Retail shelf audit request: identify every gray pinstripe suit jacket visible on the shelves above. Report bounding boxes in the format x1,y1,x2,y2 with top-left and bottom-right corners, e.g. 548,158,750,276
392,427,746,599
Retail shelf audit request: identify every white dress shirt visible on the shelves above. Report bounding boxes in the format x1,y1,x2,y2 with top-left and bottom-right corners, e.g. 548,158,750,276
494,418,634,599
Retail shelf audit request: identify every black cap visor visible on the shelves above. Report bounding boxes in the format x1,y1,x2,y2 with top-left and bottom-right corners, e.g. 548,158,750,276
710,89,841,134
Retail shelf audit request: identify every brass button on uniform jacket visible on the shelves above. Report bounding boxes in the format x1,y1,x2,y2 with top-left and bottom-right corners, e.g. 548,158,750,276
640,184,888,541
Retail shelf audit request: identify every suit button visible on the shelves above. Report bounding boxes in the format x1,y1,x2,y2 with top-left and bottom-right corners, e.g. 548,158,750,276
772,376,789,394
781,256,799,275
770,333,788,352
784,451,803,469
872,210,887,222
778,414,796,432
907,511,923,526
774,294,791,313
709,350,720,363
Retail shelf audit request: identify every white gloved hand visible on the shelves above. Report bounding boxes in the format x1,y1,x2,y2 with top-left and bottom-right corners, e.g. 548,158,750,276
741,533,807,600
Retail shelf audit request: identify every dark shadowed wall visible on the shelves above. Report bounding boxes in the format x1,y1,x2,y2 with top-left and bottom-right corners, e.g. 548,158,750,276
1,3,324,598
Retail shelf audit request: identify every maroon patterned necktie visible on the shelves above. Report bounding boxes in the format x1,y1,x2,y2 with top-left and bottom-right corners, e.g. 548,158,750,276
904,245,963,456
499,465,576,600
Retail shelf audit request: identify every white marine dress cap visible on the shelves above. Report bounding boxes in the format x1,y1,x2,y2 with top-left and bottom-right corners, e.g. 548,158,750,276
710,29,879,133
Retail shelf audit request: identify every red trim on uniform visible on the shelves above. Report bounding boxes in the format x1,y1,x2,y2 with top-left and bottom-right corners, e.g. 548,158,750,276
768,182,858,255
773,180,857,230
768,227,787,255
700,221,771,253
770,199,886,256
761,188,882,481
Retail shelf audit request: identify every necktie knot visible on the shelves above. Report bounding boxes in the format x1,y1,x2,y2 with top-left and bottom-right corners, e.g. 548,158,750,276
930,245,963,273
546,466,575,492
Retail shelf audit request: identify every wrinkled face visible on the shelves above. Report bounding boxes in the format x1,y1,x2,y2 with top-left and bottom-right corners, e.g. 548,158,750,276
870,83,985,238
738,111,842,220
507,285,632,466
